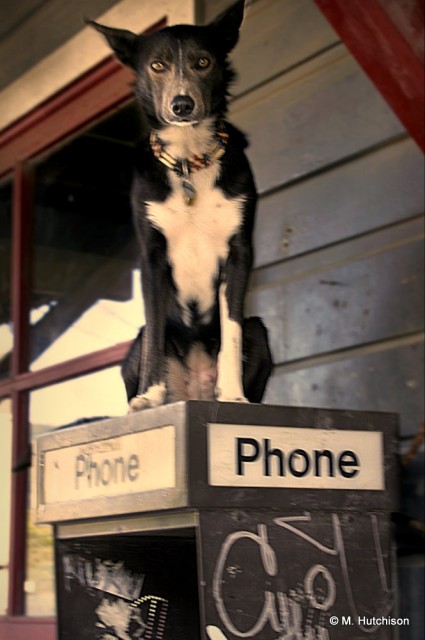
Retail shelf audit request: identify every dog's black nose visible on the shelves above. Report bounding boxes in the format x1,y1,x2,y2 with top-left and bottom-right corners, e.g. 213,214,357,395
171,95,195,117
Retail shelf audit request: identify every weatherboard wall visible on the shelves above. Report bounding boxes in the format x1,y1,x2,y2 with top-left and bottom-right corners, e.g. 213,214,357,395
201,0,424,442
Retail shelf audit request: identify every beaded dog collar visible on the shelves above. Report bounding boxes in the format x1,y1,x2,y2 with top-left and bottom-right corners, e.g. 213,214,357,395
150,122,229,205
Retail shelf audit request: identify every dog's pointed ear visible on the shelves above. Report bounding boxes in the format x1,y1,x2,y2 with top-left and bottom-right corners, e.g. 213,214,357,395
210,0,245,52
86,19,138,68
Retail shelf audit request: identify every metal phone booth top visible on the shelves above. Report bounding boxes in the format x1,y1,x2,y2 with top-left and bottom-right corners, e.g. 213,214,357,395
35,401,399,640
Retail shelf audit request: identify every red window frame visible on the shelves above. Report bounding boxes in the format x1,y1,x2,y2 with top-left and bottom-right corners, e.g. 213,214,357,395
0,19,165,639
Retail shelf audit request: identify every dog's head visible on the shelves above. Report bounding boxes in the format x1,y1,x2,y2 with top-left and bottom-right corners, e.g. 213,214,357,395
88,0,245,128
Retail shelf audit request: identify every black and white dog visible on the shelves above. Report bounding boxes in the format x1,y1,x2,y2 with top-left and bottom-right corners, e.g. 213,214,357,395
89,0,272,411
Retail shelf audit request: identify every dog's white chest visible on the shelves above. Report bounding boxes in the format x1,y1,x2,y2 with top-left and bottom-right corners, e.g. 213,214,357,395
146,169,243,319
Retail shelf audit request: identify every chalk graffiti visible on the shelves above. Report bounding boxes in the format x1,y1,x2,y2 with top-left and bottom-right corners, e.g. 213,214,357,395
208,513,393,639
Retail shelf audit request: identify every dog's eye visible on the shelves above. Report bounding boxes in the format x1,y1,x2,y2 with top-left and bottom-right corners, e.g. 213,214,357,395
195,57,210,70
151,61,166,73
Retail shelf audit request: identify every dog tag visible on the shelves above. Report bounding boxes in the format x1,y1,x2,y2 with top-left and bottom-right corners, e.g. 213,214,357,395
182,179,196,205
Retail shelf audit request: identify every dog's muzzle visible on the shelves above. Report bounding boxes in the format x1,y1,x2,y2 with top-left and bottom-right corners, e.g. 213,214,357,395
171,94,195,118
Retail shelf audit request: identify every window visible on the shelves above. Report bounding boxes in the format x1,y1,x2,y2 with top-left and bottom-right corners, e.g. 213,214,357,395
0,4,191,636
30,105,143,372
0,29,143,637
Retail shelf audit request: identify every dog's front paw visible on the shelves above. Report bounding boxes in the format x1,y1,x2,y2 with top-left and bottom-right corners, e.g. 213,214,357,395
215,389,249,404
128,383,166,413
128,395,151,413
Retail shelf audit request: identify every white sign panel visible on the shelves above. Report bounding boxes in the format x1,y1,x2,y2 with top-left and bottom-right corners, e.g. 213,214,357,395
44,425,176,504
208,424,384,490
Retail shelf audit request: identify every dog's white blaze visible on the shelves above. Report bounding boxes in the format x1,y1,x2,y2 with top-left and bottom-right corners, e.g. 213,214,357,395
147,167,243,322
216,282,246,402
178,41,185,93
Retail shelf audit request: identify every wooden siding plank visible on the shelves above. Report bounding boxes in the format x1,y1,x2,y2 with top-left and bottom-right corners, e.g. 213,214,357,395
201,0,235,22
230,45,405,194
251,216,424,289
230,0,339,97
0,0,47,41
0,0,121,91
265,339,424,438
248,235,424,363
253,138,425,268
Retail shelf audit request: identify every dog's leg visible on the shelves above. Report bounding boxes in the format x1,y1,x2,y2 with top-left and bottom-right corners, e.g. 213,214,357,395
129,319,167,413
216,281,246,402
121,327,143,402
122,326,167,409
128,230,169,412
216,231,253,402
216,259,251,402
242,317,273,403
123,329,192,405
215,226,253,402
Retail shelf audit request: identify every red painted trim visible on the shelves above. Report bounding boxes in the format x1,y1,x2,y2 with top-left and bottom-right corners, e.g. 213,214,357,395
314,0,425,151
0,341,131,398
7,392,29,616
0,617,56,640
11,165,33,376
7,164,33,615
